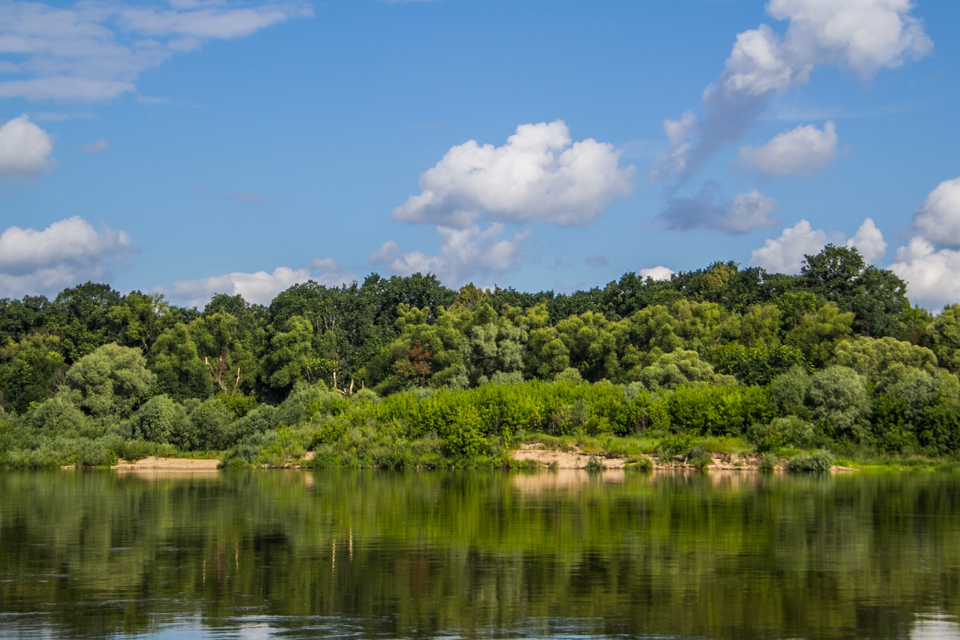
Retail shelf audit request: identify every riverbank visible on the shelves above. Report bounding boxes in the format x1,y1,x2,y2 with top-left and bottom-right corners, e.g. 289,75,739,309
68,439,947,474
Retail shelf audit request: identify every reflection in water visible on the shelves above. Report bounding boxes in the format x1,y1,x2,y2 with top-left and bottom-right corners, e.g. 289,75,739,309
912,616,960,640
0,470,959,639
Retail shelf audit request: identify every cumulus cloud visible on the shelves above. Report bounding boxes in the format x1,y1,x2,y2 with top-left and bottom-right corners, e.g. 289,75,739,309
767,0,932,78
370,224,528,287
0,1,313,101
751,216,885,273
639,266,675,281
0,115,54,179
658,184,779,234
846,217,887,263
889,238,960,311
166,259,354,308
393,120,635,228
750,219,830,273
80,138,109,154
738,121,838,177
913,177,960,248
0,216,136,296
656,0,930,182
887,176,960,309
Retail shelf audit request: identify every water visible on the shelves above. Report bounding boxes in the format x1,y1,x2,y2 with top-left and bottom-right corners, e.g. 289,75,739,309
0,469,958,639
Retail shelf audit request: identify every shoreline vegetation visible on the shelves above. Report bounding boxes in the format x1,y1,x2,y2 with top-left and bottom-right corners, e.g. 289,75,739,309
2,245,960,474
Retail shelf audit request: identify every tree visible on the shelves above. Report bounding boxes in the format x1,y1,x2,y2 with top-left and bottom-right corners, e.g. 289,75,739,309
148,324,213,401
66,343,157,424
800,245,910,337
832,336,937,383
107,291,189,351
922,305,960,374
784,302,854,368
46,283,123,362
634,349,731,391
262,315,335,395
0,334,66,413
807,366,869,441
190,312,262,395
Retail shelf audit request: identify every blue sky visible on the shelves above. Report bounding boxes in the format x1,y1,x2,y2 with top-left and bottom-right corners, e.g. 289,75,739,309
1,0,959,309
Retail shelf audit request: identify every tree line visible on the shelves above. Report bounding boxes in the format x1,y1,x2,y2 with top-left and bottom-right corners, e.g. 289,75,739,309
3,244,960,466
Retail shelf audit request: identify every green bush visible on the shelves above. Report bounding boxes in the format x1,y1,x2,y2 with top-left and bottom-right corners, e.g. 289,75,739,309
624,455,653,471
585,455,604,472
131,395,189,445
189,398,237,450
22,392,90,432
786,451,835,473
758,452,777,471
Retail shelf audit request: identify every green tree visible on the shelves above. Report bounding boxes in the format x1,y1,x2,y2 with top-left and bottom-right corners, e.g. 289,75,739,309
0,334,66,413
922,305,960,375
148,324,213,401
66,343,157,424
807,366,869,441
46,283,123,362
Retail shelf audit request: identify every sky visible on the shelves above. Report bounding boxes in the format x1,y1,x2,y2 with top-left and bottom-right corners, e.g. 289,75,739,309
1,0,959,310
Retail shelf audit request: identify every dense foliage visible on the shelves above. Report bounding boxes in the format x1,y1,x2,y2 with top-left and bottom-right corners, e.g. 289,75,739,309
2,245,959,466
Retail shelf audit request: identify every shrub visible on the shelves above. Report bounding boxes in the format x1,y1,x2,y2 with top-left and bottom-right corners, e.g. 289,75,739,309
786,451,834,473
773,416,816,449
131,395,189,445
225,404,278,447
624,455,653,471
23,392,90,432
188,398,235,450
758,452,777,471
585,455,604,472
686,445,712,469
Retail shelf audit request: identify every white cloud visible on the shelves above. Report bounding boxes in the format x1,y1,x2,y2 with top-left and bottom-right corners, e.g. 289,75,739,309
846,217,887,263
0,114,54,179
370,224,528,287
750,219,829,273
888,238,960,311
913,177,960,248
738,121,838,177
639,266,674,281
657,0,930,181
80,138,109,154
651,111,695,182
751,216,886,273
166,259,354,308
393,120,635,228
0,1,313,101
887,177,960,310
0,216,136,296
767,0,933,79
658,184,779,234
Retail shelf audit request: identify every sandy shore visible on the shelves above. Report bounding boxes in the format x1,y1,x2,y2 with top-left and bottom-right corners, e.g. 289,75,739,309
511,442,858,472
111,456,220,471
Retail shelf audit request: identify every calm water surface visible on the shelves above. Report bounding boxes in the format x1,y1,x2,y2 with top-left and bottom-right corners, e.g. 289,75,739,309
0,470,958,639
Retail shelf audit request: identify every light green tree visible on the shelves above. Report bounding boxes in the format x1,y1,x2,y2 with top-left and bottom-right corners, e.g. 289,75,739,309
66,343,157,424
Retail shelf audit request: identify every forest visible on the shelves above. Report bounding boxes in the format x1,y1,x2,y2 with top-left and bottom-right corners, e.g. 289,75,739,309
2,244,960,469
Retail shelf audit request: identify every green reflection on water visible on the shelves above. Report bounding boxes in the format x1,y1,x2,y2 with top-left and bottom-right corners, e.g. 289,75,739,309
0,470,959,639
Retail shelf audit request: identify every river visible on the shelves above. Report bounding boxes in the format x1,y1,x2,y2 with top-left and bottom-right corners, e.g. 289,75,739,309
1,469,958,639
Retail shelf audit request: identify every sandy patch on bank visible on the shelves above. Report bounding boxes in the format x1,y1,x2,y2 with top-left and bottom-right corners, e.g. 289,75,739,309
512,444,626,469
511,442,857,472
112,456,220,471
